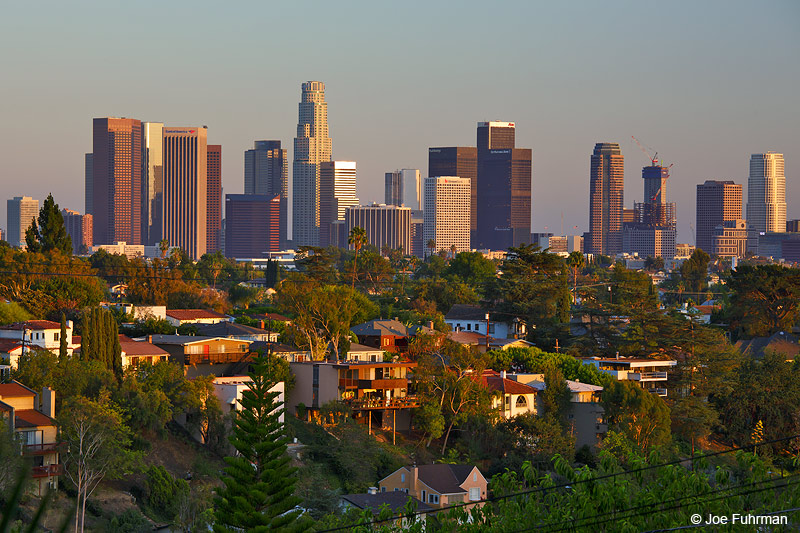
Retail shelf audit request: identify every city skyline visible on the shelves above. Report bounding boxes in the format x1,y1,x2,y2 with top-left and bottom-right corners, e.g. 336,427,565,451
0,1,797,244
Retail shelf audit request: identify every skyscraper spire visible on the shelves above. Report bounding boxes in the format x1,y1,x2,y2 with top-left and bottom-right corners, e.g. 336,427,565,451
293,81,332,247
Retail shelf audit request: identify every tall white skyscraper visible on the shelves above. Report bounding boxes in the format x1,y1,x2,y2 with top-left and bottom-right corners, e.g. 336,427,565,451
423,176,471,256
293,81,332,246
142,122,164,245
319,161,358,247
746,152,786,237
7,196,39,248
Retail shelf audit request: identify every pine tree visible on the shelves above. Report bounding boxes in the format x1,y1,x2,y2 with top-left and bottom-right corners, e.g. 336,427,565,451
213,355,308,532
24,193,73,255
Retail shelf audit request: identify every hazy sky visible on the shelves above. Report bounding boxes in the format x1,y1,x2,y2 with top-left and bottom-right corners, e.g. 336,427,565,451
1,0,797,244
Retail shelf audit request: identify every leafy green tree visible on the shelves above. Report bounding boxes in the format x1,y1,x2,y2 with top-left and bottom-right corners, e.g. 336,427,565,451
213,354,308,532
60,396,135,533
680,248,710,296
348,226,367,289
0,302,31,325
445,251,497,288
264,258,280,288
294,246,339,283
602,380,671,453
671,395,719,455
725,264,800,338
565,251,585,303
24,193,72,255
145,465,190,520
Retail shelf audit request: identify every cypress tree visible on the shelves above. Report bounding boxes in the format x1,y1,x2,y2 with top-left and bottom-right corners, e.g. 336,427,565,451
80,311,91,361
59,313,68,361
111,319,122,382
213,355,308,532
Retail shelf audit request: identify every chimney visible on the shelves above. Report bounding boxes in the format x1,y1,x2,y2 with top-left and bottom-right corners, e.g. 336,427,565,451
427,321,434,329
411,465,418,490
148,334,153,344
367,486,378,495
42,387,55,418
260,320,265,329
615,351,620,360
500,370,506,380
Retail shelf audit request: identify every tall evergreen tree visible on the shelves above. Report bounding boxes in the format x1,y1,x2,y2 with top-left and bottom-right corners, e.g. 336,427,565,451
79,308,121,378
24,193,73,255
59,313,68,361
213,355,308,532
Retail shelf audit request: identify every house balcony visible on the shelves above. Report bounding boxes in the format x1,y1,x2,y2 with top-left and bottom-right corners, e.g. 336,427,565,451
339,378,409,390
184,352,250,366
630,371,668,381
23,442,67,456
345,396,419,410
647,387,668,397
31,464,63,478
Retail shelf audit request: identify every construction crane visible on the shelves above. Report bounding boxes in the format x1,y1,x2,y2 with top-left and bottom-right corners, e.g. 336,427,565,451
632,136,674,202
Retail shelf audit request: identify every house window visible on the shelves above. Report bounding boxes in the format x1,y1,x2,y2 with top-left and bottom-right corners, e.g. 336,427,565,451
469,487,480,501
474,323,479,330
421,490,426,502
401,473,405,482
429,494,439,504
466,323,471,331
54,333,60,341
473,473,477,482
516,396,528,408
488,323,496,334
381,487,386,492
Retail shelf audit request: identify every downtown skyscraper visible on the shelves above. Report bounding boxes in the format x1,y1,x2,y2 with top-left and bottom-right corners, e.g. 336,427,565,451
746,152,786,237
162,126,207,259
244,140,288,247
588,142,624,256
696,180,743,253
142,122,164,245
474,121,531,250
319,161,358,247
428,148,477,241
206,144,222,253
91,117,143,245
293,81,332,247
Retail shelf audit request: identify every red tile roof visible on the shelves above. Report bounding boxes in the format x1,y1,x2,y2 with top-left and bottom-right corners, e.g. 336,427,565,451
14,409,55,428
0,320,62,331
0,382,35,398
478,370,537,395
166,309,228,320
118,335,169,357
0,339,23,353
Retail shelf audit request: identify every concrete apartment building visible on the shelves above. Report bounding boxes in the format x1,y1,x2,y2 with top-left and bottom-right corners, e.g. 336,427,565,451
344,204,412,255
580,356,677,397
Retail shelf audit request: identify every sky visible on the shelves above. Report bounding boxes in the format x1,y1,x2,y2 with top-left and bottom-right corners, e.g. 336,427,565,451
1,0,798,244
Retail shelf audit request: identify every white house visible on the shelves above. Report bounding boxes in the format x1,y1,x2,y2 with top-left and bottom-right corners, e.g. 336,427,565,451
0,320,75,368
444,304,526,339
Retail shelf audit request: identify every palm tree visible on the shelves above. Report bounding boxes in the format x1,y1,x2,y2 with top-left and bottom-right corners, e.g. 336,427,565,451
566,251,585,304
450,244,457,259
159,239,170,259
348,226,367,289
426,239,436,259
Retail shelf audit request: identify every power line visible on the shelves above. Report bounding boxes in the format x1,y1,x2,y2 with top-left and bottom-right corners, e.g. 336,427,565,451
314,433,800,532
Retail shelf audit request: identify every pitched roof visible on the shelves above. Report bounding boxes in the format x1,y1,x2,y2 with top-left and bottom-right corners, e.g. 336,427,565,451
14,409,55,428
251,312,292,323
118,335,169,357
415,464,481,494
147,335,252,346
0,320,62,331
348,342,384,353
0,339,23,354
165,309,229,321
341,492,433,514
351,319,409,337
735,332,799,360
0,381,35,398
478,370,537,395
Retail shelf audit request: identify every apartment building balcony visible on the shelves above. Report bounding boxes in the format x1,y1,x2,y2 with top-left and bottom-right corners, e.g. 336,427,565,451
345,396,419,410
31,464,63,478
630,371,669,381
647,387,668,397
23,442,67,456
184,351,250,366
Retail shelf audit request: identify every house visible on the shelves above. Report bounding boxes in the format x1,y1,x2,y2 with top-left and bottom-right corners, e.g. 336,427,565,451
0,339,24,371
0,320,75,367
379,464,487,509
350,319,433,353
477,370,539,418
118,335,170,368
444,304,526,339
147,335,253,378
736,332,799,362
212,376,284,421
513,374,607,449
448,331,536,353
247,341,312,362
194,321,279,343
287,360,417,433
0,382,63,496
340,487,431,529
345,343,386,362
579,356,676,397
165,309,231,327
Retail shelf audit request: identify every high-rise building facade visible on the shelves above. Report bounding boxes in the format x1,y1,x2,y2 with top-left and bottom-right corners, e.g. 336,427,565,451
206,144,222,253
224,194,280,259
142,122,164,245
696,180,743,253
319,161,358,248
429,147,477,237
6,196,39,248
293,81,332,247
475,122,532,250
244,140,288,247
162,127,207,259
788,220,800,233
385,171,403,207
622,162,676,259
84,153,93,215
423,177,471,256
92,117,143,245
62,209,93,254
588,142,624,256
384,169,422,210
345,204,412,255
711,220,748,258
746,152,786,236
